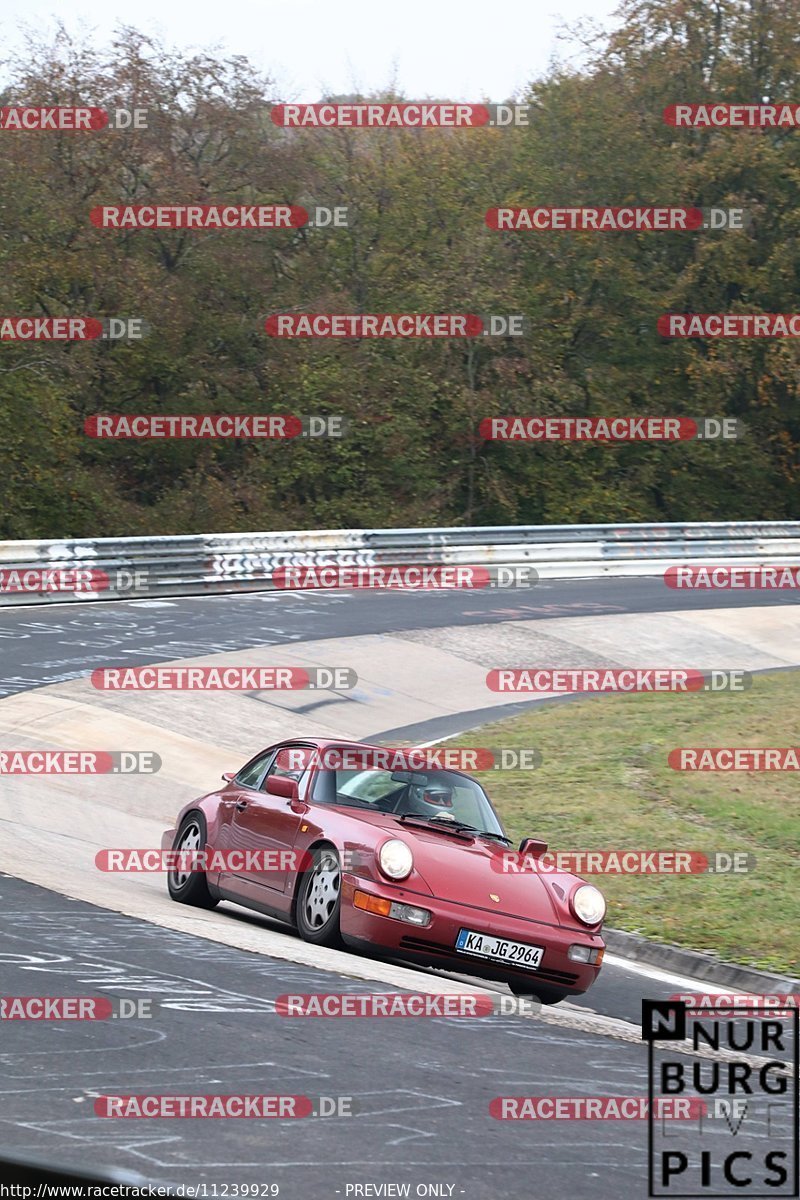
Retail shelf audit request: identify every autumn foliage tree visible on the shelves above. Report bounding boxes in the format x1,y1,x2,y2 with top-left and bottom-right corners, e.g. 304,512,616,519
0,3,798,537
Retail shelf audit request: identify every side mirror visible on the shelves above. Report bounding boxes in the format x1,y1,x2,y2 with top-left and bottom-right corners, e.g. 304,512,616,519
519,837,547,857
265,775,300,804
221,772,235,783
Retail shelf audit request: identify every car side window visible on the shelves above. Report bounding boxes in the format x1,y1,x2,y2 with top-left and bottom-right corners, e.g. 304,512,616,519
235,751,274,790
261,745,313,790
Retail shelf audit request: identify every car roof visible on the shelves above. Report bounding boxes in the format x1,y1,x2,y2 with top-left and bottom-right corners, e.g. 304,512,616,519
267,737,480,784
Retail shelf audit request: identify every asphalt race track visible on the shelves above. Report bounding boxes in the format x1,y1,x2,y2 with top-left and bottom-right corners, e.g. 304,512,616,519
0,579,797,1197
0,875,769,1199
0,575,796,698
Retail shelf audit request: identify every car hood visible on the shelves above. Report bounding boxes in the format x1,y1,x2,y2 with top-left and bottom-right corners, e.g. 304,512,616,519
334,808,585,929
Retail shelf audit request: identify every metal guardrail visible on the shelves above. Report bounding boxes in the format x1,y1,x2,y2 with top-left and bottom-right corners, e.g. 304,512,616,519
0,521,798,604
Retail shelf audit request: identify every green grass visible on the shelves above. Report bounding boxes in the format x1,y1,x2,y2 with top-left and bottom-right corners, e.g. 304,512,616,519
448,671,800,976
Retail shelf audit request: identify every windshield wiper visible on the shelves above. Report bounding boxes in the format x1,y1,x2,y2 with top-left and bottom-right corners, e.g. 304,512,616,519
473,829,513,845
397,814,512,844
435,819,512,845
397,814,473,838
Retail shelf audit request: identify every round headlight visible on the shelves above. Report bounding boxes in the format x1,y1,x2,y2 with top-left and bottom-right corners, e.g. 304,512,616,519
378,839,413,880
571,884,606,926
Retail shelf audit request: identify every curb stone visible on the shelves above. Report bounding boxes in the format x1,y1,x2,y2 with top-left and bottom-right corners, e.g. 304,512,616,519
604,926,800,993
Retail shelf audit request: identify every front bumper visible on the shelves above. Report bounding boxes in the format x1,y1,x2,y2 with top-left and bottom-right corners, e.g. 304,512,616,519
340,875,604,995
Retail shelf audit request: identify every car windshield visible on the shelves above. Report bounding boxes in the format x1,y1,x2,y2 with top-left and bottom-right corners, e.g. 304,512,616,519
312,766,506,838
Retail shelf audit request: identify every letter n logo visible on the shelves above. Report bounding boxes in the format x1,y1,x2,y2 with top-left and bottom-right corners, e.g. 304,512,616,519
641,999,686,1042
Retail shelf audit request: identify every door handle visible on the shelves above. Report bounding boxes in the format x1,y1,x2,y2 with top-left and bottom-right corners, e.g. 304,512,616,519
235,800,248,811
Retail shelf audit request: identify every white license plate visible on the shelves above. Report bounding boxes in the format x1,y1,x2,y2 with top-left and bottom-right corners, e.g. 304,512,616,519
455,928,543,969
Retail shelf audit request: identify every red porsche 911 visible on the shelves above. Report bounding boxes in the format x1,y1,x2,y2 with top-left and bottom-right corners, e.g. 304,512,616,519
163,738,605,1004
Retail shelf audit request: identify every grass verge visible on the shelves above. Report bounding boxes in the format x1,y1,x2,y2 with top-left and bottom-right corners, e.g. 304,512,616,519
448,670,800,976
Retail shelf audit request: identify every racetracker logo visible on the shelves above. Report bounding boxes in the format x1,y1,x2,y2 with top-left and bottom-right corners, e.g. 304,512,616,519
0,568,150,595
495,850,755,874
485,669,751,692
0,106,107,130
90,666,357,690
270,102,531,127
0,107,148,130
487,207,746,231
0,996,152,1019
86,415,300,439
0,317,144,340
669,994,800,1018
275,993,497,1017
665,565,800,588
96,849,310,872
486,207,703,231
85,414,347,439
490,1097,706,1119
664,103,800,127
496,850,709,874
264,313,523,337
0,751,160,774
270,564,537,589
0,317,102,340
659,314,800,337
478,417,741,441
94,1095,313,1118
669,748,800,770
90,205,309,229
275,745,542,772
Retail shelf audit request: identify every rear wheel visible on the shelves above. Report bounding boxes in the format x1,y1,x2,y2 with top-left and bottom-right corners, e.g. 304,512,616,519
167,813,218,909
508,979,568,1006
296,846,342,946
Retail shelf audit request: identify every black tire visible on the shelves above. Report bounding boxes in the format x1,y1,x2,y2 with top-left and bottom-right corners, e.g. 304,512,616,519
508,979,569,1006
167,813,218,909
295,845,343,946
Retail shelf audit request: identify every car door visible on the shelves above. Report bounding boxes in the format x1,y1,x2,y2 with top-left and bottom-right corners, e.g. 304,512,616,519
229,743,313,893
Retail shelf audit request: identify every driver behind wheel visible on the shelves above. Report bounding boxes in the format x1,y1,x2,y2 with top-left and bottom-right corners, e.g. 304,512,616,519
401,782,455,818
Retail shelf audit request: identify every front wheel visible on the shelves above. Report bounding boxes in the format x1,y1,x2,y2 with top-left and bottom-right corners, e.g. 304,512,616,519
508,979,569,1006
167,813,218,909
295,846,343,946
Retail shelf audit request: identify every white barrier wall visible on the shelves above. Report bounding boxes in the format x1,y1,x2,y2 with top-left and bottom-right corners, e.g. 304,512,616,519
0,521,798,604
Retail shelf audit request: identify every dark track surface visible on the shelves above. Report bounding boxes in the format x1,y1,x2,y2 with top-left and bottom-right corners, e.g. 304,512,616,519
0,874,743,1200
0,575,796,698
1,579,796,1194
